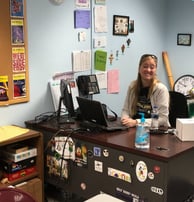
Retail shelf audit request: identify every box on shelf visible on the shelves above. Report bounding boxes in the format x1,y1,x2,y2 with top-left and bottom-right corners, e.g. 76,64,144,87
0,157,36,173
1,147,37,162
3,166,36,181
176,118,194,141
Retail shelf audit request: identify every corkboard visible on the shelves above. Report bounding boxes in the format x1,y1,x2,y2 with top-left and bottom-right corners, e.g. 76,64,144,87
0,0,29,106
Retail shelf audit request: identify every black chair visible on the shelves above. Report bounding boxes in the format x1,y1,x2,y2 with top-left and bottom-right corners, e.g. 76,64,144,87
169,91,189,127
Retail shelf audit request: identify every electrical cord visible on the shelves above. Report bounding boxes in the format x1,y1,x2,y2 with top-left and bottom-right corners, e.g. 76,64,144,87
34,111,56,123
59,128,91,179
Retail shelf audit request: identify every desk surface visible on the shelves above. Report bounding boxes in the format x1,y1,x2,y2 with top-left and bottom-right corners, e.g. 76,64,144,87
25,119,194,162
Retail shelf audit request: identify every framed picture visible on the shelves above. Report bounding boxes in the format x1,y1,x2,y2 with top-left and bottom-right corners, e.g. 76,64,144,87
177,33,192,46
113,15,129,36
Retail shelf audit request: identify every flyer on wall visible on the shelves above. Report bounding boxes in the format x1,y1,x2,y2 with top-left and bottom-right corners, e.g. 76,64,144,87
11,19,24,45
12,47,25,72
13,73,26,98
0,75,9,101
10,0,24,18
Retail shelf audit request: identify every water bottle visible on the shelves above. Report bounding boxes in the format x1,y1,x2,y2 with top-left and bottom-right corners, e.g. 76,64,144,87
135,113,150,149
151,106,159,130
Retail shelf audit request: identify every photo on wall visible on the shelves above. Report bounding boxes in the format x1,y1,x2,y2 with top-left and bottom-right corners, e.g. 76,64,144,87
113,15,129,36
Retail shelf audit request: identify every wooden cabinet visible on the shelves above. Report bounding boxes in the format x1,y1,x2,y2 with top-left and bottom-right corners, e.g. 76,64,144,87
0,128,44,202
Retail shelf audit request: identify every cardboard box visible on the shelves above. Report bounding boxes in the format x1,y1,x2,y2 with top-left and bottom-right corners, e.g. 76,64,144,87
3,166,36,181
2,147,37,162
176,118,194,141
0,157,36,173
15,178,43,202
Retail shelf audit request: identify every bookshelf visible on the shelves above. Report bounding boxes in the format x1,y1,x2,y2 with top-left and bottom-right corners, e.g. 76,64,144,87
0,129,44,202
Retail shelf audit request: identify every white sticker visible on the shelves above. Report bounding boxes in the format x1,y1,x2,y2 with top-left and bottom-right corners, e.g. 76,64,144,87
94,160,103,173
151,186,164,195
103,149,109,157
135,161,148,182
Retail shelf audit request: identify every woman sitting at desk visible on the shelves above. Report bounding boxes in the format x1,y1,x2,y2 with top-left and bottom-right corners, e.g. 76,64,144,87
121,54,170,128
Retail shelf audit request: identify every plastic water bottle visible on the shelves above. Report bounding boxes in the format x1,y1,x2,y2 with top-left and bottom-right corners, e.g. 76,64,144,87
135,113,150,149
151,106,159,130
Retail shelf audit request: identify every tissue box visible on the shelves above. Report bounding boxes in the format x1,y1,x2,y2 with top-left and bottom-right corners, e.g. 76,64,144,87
176,118,194,141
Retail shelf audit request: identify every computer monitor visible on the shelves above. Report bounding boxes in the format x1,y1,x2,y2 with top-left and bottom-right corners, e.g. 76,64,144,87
57,79,75,123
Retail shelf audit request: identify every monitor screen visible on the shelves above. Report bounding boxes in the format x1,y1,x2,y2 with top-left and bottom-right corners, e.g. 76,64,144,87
57,79,75,123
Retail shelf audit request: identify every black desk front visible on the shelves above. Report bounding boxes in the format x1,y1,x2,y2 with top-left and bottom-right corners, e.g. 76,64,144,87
25,119,194,202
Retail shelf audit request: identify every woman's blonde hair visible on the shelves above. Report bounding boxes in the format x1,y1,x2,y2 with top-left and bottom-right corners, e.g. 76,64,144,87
131,54,159,116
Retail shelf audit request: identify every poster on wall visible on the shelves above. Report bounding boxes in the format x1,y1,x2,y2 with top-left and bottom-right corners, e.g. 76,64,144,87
0,75,9,101
13,73,26,98
11,19,24,45
10,0,24,18
12,47,25,72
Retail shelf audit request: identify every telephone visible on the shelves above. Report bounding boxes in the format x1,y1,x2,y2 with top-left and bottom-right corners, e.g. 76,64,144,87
77,74,100,96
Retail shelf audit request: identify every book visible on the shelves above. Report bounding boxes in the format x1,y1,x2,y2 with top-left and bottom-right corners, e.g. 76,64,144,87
2,147,37,162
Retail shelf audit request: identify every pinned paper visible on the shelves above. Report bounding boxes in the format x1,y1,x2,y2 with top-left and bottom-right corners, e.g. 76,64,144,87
74,10,90,29
94,50,107,71
107,69,119,94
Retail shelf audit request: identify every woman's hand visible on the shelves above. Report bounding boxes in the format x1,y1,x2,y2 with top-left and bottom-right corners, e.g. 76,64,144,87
121,117,137,127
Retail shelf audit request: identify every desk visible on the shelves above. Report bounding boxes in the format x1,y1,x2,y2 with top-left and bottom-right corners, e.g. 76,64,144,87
25,119,194,202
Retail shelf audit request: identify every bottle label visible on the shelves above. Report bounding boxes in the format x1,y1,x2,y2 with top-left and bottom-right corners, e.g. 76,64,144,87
135,133,149,144
135,125,149,144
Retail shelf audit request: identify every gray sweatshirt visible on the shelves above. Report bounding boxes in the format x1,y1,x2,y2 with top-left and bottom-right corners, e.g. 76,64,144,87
121,81,170,127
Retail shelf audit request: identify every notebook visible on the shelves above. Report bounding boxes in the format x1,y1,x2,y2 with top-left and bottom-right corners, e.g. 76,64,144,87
76,97,128,131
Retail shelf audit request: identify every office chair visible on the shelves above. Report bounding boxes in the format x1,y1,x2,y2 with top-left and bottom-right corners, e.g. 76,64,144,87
169,91,189,128
0,187,36,202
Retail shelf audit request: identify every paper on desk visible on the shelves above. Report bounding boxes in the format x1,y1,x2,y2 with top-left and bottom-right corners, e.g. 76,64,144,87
0,125,29,142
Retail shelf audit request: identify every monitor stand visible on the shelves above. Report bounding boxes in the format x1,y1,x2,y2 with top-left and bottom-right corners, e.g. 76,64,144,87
56,96,75,124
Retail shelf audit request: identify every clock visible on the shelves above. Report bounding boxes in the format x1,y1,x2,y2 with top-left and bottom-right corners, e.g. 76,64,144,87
173,74,194,96
177,34,192,46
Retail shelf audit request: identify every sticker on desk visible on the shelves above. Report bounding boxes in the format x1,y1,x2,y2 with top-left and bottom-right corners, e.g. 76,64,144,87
54,136,75,160
46,155,69,179
74,141,88,167
108,167,132,183
135,161,148,182
94,160,103,173
93,147,101,157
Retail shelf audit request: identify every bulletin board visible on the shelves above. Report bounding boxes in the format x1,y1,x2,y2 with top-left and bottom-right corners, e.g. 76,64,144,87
0,0,29,106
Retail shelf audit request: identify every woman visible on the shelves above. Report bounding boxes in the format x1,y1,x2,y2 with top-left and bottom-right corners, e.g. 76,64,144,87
121,54,170,128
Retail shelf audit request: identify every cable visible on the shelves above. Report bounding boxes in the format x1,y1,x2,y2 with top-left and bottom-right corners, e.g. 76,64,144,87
34,111,56,123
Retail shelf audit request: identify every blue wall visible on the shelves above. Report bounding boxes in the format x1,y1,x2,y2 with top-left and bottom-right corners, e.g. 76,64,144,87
0,0,193,127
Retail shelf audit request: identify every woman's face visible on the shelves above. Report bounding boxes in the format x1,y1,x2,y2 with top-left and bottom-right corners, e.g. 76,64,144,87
139,56,157,85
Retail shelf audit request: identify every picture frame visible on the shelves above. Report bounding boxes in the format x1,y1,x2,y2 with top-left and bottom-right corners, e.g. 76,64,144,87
113,15,129,36
177,33,192,46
